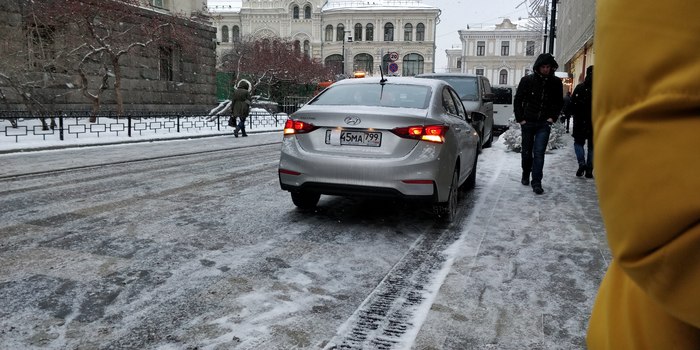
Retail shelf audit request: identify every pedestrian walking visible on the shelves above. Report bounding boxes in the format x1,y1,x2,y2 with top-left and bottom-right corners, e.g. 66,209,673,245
570,65,594,178
561,91,572,133
231,80,251,137
587,0,700,349
513,53,564,195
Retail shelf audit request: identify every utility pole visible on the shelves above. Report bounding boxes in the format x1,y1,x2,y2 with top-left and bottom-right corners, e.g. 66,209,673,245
548,0,557,54
542,0,549,53
342,30,351,76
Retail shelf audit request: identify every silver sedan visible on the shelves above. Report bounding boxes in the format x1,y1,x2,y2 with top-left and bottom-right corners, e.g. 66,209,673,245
278,77,480,221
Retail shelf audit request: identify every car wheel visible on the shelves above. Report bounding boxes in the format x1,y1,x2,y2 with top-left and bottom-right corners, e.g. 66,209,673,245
291,192,320,209
483,129,493,148
434,167,459,222
463,154,478,190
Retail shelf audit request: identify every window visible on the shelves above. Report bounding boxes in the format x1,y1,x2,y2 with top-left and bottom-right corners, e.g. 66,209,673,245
416,23,425,41
159,46,173,81
354,23,362,41
221,26,229,42
294,40,301,54
366,23,374,41
336,24,345,41
292,5,299,19
475,68,484,76
304,5,311,19
501,41,510,56
304,40,310,57
526,41,535,56
152,0,164,8
232,26,240,42
381,53,391,74
457,59,462,69
450,88,467,120
404,23,412,41
325,54,343,75
384,23,394,41
442,88,458,114
325,25,333,41
499,69,508,85
402,53,424,76
477,41,485,56
354,53,373,75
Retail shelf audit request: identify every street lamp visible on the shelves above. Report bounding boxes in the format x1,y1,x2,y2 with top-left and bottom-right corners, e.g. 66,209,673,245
341,30,352,76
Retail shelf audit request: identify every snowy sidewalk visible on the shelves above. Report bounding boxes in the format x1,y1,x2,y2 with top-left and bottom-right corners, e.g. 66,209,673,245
413,136,610,349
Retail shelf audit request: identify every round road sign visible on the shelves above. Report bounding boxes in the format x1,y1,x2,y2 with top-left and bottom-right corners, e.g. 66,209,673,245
388,62,399,73
388,52,399,62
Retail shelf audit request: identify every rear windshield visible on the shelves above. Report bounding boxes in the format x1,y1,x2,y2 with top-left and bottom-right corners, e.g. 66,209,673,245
429,76,478,101
311,84,431,109
492,87,513,104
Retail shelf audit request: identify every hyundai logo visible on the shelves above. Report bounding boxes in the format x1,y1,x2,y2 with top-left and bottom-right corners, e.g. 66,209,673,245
344,117,361,125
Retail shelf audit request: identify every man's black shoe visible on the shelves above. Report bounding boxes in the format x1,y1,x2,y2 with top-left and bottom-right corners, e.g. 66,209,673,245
585,168,593,178
533,185,544,195
576,165,586,177
521,173,530,186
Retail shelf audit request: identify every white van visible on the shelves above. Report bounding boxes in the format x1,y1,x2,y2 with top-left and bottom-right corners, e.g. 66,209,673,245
492,86,516,132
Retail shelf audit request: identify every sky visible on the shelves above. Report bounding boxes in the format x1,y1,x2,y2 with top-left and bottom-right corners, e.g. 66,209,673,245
420,0,531,71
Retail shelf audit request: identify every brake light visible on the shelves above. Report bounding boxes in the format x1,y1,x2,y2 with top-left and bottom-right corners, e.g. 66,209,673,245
284,119,318,135
391,124,448,143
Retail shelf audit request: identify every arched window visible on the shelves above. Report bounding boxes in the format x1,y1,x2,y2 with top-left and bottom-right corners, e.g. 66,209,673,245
304,5,311,19
366,23,374,41
336,24,345,41
354,23,363,41
457,59,462,69
325,25,333,41
325,54,344,75
304,40,310,57
294,40,301,54
381,53,391,74
354,53,373,75
402,53,424,76
384,22,394,41
499,69,509,85
416,23,425,41
404,23,412,41
232,26,240,42
221,25,229,42
292,5,299,19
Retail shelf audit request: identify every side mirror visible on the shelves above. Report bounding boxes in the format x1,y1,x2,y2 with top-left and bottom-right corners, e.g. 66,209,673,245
483,92,495,102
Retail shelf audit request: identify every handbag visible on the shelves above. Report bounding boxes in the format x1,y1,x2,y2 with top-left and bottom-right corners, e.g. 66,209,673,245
228,116,236,127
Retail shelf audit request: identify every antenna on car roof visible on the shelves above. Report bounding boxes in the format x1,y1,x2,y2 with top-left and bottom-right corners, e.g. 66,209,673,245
379,64,387,85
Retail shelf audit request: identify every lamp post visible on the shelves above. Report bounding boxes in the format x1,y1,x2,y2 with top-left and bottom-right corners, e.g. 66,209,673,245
341,30,352,76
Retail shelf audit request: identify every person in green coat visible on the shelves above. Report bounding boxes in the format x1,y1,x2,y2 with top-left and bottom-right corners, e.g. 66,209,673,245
231,80,251,137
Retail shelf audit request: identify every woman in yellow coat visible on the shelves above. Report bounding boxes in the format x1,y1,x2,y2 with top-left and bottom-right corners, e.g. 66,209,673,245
588,0,700,348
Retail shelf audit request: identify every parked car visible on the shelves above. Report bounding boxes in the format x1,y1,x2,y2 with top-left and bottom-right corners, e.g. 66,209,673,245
416,73,495,150
492,85,516,133
278,77,481,222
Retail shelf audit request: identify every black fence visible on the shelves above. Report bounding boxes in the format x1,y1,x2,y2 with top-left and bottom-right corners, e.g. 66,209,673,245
0,111,289,144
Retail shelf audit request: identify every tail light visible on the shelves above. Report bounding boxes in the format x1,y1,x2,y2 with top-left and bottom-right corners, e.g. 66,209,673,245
391,124,448,143
284,118,319,135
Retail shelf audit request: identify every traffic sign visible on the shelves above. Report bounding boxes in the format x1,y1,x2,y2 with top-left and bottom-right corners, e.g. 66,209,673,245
388,62,399,73
388,51,399,62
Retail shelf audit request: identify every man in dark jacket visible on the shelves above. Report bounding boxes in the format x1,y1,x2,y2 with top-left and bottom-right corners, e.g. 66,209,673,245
570,65,594,178
231,80,251,137
514,53,564,194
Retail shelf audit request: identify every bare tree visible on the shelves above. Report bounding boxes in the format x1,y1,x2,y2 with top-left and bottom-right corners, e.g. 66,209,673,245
220,36,333,97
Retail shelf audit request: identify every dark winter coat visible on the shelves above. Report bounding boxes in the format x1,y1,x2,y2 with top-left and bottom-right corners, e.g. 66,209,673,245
570,72,593,141
514,53,564,123
231,87,250,120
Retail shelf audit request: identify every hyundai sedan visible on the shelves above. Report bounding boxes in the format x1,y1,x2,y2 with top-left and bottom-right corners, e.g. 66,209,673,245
278,77,480,221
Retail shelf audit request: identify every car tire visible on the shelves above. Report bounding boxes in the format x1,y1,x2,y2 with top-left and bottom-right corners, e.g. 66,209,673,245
483,128,493,148
434,167,459,222
463,154,478,190
291,192,320,209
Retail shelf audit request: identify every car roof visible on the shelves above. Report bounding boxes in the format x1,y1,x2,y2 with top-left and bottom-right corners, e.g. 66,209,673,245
332,76,446,89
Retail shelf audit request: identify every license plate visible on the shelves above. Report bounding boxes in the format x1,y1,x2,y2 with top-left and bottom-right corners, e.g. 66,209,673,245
325,129,382,147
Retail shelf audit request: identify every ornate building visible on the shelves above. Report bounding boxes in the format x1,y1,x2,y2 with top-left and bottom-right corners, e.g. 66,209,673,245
208,0,440,77
446,18,542,86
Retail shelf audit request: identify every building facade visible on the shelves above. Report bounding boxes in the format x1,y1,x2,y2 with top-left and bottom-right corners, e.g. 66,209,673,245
0,0,217,113
555,0,595,85
446,18,542,87
208,0,440,77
